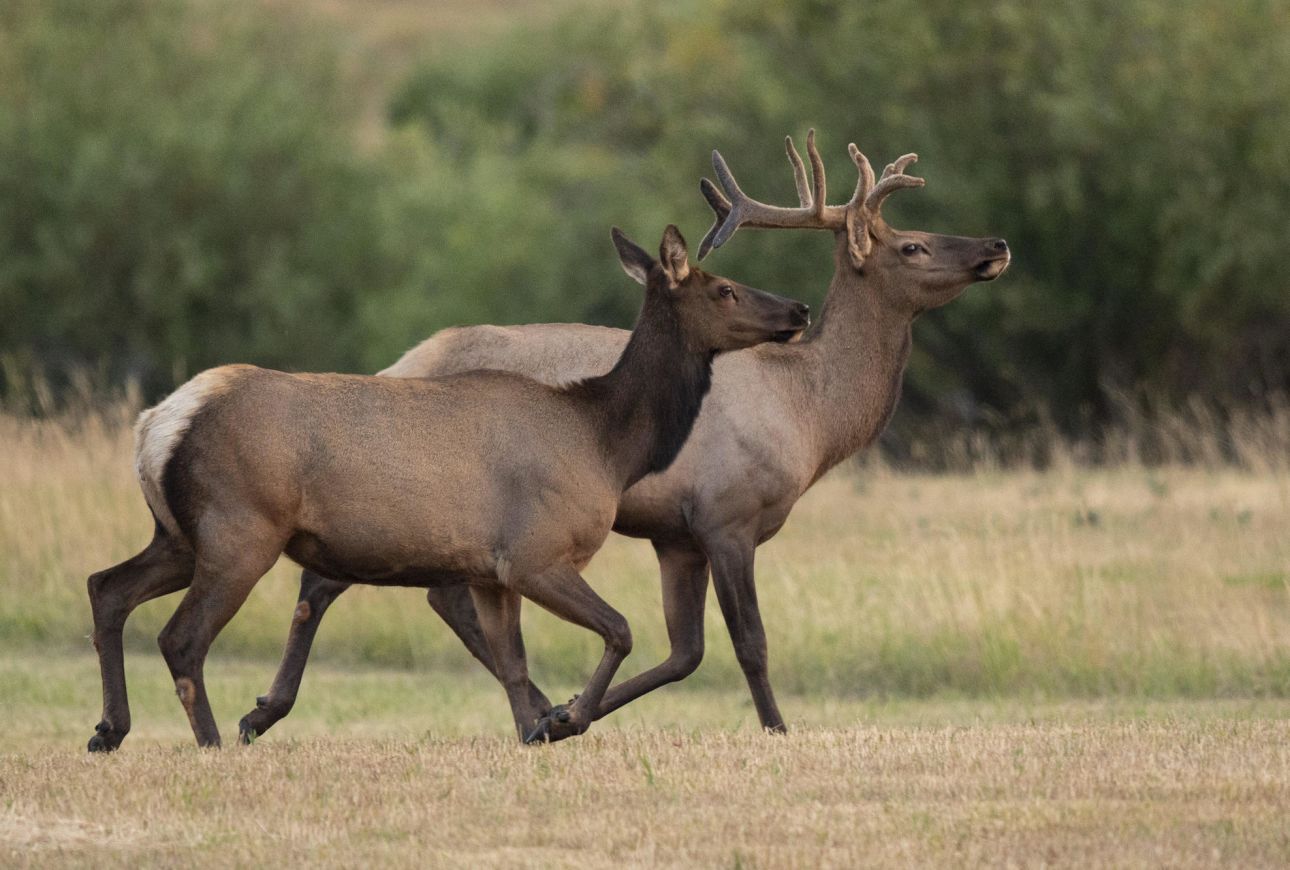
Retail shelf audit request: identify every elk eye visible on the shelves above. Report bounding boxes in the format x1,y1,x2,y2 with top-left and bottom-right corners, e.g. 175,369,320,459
719,284,735,298
901,243,923,256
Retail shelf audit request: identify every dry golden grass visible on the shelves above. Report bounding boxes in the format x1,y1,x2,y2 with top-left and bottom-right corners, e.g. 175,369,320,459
3,404,1290,865
2,708,1289,867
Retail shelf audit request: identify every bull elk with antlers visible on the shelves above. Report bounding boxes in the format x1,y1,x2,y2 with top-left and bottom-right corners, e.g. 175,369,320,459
241,131,1010,742
85,226,809,750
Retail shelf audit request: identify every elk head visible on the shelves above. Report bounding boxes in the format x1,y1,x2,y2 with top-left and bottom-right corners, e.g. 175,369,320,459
697,130,1010,314
612,225,811,351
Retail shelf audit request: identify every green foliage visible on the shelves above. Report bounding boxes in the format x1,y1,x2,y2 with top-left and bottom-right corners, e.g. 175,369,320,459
1,0,1288,435
0,0,389,394
387,0,1290,434
382,0,828,348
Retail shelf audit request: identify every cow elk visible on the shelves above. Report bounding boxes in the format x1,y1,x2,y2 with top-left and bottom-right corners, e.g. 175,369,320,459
85,225,809,750
244,130,1011,741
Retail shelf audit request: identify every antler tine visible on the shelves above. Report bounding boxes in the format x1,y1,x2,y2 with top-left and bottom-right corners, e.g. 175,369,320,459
707,148,757,253
879,153,919,182
846,143,876,207
697,177,732,260
710,148,747,206
700,175,732,216
841,143,877,265
863,153,924,216
805,129,827,218
784,136,811,208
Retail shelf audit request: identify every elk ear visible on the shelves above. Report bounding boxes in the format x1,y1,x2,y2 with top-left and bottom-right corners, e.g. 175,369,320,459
612,227,654,286
659,225,691,288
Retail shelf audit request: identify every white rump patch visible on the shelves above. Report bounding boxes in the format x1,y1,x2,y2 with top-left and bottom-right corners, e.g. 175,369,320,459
134,366,250,536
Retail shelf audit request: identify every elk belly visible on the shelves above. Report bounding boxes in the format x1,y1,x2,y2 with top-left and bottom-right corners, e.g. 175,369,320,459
282,527,491,588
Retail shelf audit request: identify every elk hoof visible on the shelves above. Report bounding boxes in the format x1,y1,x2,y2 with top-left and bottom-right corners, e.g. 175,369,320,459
523,718,552,745
523,705,585,745
237,718,257,745
87,722,121,753
239,695,290,743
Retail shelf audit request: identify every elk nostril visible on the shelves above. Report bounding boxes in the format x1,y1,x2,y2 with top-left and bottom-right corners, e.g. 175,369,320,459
992,239,1009,252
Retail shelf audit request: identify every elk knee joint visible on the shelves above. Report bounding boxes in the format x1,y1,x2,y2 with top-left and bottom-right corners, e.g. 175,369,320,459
174,677,197,709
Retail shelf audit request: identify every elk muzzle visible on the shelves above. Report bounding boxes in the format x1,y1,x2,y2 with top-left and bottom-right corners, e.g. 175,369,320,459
974,239,1010,281
772,301,811,343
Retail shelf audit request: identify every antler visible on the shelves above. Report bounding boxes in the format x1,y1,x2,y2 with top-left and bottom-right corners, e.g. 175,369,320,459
698,129,846,259
697,129,925,267
866,153,923,215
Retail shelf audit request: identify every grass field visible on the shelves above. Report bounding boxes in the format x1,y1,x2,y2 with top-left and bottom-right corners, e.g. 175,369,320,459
2,405,1289,865
3,667,1289,867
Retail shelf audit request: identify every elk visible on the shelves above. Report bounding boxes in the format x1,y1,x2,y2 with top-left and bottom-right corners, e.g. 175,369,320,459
240,131,1011,742
85,226,809,750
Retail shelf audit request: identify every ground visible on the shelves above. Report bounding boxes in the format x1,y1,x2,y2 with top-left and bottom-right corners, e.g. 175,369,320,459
2,658,1289,867
2,409,1288,865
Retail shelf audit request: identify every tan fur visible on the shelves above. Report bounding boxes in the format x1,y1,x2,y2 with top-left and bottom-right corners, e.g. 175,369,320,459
134,365,254,536
382,324,626,386
174,366,625,580
87,226,809,749
282,135,1011,735
174,677,196,706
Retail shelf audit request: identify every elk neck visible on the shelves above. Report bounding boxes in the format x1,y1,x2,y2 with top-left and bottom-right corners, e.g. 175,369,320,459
569,285,714,489
797,234,915,479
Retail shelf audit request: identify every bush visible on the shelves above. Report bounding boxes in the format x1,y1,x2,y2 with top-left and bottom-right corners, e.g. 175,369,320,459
0,0,390,396
2,0,1287,443
387,0,1290,440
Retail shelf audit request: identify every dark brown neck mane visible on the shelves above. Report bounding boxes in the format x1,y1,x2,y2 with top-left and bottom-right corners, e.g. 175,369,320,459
568,283,715,488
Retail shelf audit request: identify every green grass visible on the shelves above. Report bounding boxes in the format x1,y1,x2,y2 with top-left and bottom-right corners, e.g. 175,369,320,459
15,651,1290,752
4,409,1290,702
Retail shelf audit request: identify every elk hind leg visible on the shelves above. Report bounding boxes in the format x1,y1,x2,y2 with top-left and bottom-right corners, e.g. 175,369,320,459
429,584,552,716
468,585,547,740
158,532,282,748
87,530,194,752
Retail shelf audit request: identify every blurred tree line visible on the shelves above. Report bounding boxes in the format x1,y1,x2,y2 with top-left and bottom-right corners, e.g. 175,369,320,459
2,0,1287,448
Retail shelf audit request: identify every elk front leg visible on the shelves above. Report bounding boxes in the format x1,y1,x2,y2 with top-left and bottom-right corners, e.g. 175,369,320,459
518,565,632,744
589,542,709,719
708,536,787,733
238,569,351,743
86,532,194,752
426,585,552,716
